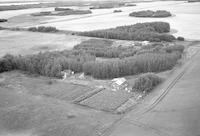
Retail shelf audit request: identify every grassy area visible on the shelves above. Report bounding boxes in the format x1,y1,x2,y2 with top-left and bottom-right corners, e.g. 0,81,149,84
80,88,132,112
0,30,87,57
0,71,119,136
129,10,172,18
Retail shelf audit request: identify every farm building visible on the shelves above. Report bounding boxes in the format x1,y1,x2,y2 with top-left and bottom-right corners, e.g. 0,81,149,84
111,78,130,91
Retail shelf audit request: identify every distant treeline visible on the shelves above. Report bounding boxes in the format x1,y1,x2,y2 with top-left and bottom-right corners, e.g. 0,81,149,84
0,19,7,22
78,22,176,42
129,10,172,18
28,26,58,33
31,8,92,16
0,2,88,11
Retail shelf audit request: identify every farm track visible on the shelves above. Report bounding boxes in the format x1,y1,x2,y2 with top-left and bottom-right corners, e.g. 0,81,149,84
100,45,200,136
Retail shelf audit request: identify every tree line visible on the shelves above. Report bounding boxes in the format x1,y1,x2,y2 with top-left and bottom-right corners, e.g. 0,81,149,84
78,22,176,42
0,43,184,79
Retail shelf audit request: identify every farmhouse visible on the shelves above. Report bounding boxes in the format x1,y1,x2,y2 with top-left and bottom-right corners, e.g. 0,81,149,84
111,77,129,91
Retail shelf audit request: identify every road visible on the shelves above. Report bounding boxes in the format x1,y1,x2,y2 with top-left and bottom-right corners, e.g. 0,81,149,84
106,46,200,136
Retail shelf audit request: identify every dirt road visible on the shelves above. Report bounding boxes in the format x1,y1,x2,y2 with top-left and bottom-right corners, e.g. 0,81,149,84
107,46,200,136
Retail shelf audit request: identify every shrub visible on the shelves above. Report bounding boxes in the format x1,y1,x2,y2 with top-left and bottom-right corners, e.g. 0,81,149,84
0,54,16,72
132,73,163,92
177,36,185,41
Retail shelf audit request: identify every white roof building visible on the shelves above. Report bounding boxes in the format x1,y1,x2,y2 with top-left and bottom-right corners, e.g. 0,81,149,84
111,78,127,86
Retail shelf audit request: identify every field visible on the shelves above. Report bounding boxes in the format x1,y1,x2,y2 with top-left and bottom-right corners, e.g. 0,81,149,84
0,0,200,136
0,71,120,136
0,30,89,57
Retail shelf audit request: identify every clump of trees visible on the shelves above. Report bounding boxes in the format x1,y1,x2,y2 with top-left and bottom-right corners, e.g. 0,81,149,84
177,36,185,41
129,10,172,18
31,11,52,16
28,26,58,33
0,19,7,22
0,51,95,77
73,39,137,58
132,73,163,93
78,22,176,42
55,7,72,11
113,10,122,13
83,52,182,79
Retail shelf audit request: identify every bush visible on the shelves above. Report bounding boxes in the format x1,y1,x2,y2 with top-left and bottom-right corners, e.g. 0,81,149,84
177,36,185,41
0,54,16,72
132,73,163,92
129,10,171,18
79,22,175,42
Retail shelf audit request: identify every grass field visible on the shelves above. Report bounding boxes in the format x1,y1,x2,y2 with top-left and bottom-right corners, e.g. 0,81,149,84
0,30,89,57
0,71,120,136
